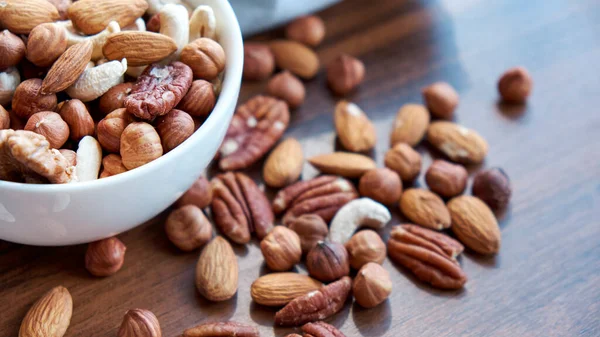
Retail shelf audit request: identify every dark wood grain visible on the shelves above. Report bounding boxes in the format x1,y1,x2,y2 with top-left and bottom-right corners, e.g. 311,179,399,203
2,0,600,336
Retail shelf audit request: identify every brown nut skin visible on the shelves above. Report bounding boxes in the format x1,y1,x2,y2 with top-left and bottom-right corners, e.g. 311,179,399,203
422,82,459,119
285,15,326,47
425,160,468,198
85,236,127,277
155,109,194,152
384,143,422,182
97,108,136,153
58,99,95,141
260,226,302,271
120,122,163,170
345,230,386,270
99,154,128,178
498,66,532,103
286,214,328,254
24,111,70,149
472,168,511,211
183,321,258,337
302,322,346,337
353,262,392,308
0,105,9,130
0,30,26,68
12,79,58,119
243,42,275,81
99,82,134,116
165,205,212,252
359,168,402,205
180,38,226,80
327,54,365,96
176,79,216,118
266,71,306,109
176,176,213,209
26,22,68,67
390,104,430,147
118,309,161,337
306,241,350,282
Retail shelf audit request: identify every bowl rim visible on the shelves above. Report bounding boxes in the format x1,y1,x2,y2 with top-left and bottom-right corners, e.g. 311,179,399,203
0,0,244,193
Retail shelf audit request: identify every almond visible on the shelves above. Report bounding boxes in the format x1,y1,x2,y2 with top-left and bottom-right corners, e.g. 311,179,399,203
41,40,94,94
251,273,323,307
447,195,501,254
263,138,304,188
399,188,451,230
103,31,178,66
195,236,238,302
390,104,430,147
334,101,376,152
0,0,60,34
269,40,320,79
67,0,148,35
19,286,73,337
308,152,376,178
427,121,488,164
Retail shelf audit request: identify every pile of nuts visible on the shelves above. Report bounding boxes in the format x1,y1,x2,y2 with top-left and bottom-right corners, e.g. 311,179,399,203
10,2,532,336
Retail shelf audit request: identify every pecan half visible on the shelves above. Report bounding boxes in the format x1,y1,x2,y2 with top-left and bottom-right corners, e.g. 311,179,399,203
211,172,274,244
302,322,346,337
218,95,290,170
387,224,467,289
275,276,352,326
183,321,259,337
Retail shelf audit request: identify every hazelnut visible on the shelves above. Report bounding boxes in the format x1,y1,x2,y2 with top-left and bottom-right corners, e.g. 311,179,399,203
180,38,226,80
0,105,9,130
46,0,72,20
146,13,161,33
306,241,350,282
285,15,326,47
176,80,216,117
425,160,468,198
85,236,127,277
155,109,194,152
359,168,402,205
99,154,128,178
99,82,134,116
20,59,50,80
59,149,77,166
384,143,422,182
97,108,135,153
0,30,26,68
353,262,392,308
165,205,212,252
344,230,386,270
498,66,532,103
243,42,275,81
12,79,58,119
472,168,511,210
24,111,69,149
266,71,306,109
260,226,302,271
286,214,329,254
26,23,68,67
120,122,163,170
117,309,161,337
58,99,95,141
176,176,213,209
327,54,365,96
422,82,459,119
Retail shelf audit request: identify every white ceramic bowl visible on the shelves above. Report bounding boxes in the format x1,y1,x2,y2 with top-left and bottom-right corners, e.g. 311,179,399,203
0,0,243,246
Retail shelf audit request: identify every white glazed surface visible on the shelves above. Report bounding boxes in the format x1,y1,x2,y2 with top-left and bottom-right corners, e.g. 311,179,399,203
0,0,244,246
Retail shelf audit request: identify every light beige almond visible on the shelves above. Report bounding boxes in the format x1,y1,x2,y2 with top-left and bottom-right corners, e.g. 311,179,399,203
251,272,323,307
270,40,320,79
195,236,238,302
41,40,93,94
67,0,148,35
103,31,178,66
399,188,451,230
308,152,376,178
448,195,501,254
334,101,376,152
19,286,73,337
263,138,304,188
427,121,488,164
390,104,430,147
0,0,60,34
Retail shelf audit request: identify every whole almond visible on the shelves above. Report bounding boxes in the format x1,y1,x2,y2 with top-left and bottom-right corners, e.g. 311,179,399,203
0,0,60,34
19,286,73,337
334,101,376,152
384,143,422,182
251,273,323,307
390,104,430,147
270,40,320,79
26,23,68,67
427,121,488,164
68,0,148,35
308,152,376,178
263,138,304,188
195,236,238,301
399,188,451,230
448,195,501,254
103,31,178,66
41,40,93,94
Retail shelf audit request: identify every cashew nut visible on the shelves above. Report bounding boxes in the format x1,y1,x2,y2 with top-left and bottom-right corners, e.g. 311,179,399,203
159,4,189,59
189,5,216,41
328,198,391,244
123,17,147,31
146,0,192,15
55,20,121,61
0,67,20,107
66,59,127,102
76,136,102,182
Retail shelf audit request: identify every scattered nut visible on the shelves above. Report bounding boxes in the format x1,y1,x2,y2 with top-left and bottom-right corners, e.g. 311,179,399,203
58,99,95,140
0,30,26,68
99,154,128,178
472,168,512,211
425,159,468,198
306,241,350,282
176,176,213,209
26,23,68,67
399,188,451,230
334,101,376,152
384,143,422,182
180,38,226,80
427,121,489,164
155,109,194,152
120,122,163,170
24,111,70,149
359,168,402,205
263,137,304,188
12,79,58,119
97,108,136,153
243,42,275,81
498,66,532,103
183,322,258,337
328,198,391,244
287,214,329,254
390,104,430,147
422,82,459,119
18,286,72,337
75,136,102,182
99,82,134,116
0,67,21,106
308,152,376,179
118,309,161,337
85,236,127,277
327,54,365,96
448,195,501,254
189,5,217,41
270,40,320,79
266,71,306,109
195,236,238,301
251,273,323,307
177,79,216,117
285,15,325,47
345,230,386,270
353,262,392,308
260,226,302,271
165,205,212,251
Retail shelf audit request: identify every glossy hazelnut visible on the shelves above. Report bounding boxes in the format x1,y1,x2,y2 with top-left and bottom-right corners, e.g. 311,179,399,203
165,205,212,252
58,99,95,141
345,230,386,270
120,122,163,170
266,71,306,109
425,160,468,198
0,30,26,68
12,79,58,119
285,15,326,47
117,309,161,337
59,149,77,166
177,80,216,117
359,168,402,205
498,66,532,103
85,237,127,277
155,109,194,152
26,23,68,67
353,262,392,308
327,54,365,96
99,82,134,116
243,42,275,81
472,168,511,210
0,105,9,130
99,154,128,178
97,108,135,153
306,241,350,282
176,176,213,209
260,226,302,271
384,143,422,182
180,38,226,80
286,214,329,254
422,82,459,119
24,111,69,149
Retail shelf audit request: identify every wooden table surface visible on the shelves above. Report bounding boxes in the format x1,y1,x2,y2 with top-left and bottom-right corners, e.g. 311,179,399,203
2,0,600,336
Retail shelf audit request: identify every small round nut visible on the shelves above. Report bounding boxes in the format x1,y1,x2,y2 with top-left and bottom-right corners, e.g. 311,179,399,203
155,109,194,152
99,154,128,178
97,108,135,153
58,99,95,141
180,38,226,80
24,111,69,149
26,23,68,67
12,79,58,119
85,237,127,277
306,241,350,282
353,262,392,308
176,80,216,117
425,159,468,198
0,105,9,130
498,66,533,103
286,214,328,254
285,15,325,47
176,176,213,209
165,205,212,252
243,42,275,81
327,53,365,96
359,168,402,205
344,230,386,270
117,309,161,337
384,143,422,182
472,168,511,211
260,226,302,271
0,30,26,68
422,82,459,119
266,71,305,109
99,82,134,116
120,122,163,170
